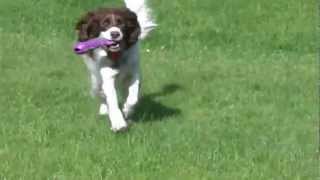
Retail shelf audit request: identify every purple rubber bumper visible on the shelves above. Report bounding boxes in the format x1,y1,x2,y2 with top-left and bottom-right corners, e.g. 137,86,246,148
73,38,115,54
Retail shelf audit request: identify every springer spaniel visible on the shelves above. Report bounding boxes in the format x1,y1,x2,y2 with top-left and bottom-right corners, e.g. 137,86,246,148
75,0,156,132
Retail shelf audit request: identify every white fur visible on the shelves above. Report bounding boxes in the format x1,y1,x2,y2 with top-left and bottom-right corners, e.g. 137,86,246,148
99,103,108,115
99,27,123,42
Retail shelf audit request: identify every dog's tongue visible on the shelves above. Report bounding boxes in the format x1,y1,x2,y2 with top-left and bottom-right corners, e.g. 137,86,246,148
108,51,121,61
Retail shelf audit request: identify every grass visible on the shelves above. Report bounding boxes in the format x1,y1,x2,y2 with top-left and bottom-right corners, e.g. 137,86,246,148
0,0,318,179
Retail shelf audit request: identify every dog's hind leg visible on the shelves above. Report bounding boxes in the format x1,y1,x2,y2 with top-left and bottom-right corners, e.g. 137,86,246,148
122,75,140,119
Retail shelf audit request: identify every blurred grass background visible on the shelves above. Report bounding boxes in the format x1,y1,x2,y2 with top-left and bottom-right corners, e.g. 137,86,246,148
0,0,317,179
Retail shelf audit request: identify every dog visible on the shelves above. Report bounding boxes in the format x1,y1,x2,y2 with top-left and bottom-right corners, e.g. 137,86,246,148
75,0,156,132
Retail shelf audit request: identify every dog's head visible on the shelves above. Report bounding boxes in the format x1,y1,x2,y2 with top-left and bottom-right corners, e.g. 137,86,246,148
75,8,141,52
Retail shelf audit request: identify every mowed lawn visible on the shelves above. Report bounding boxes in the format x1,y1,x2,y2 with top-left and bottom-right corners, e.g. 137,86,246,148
0,0,317,179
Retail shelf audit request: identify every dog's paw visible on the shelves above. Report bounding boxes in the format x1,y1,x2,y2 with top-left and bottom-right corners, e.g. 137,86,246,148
110,120,128,132
99,103,109,115
122,106,133,119
122,109,130,119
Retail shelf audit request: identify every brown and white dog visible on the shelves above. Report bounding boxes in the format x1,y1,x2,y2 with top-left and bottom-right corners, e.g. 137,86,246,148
75,0,156,132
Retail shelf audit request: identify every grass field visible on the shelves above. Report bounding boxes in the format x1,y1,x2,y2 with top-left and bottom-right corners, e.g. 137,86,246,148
0,0,318,179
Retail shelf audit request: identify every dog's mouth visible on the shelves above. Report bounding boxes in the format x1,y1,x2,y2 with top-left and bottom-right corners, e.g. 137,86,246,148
106,41,121,52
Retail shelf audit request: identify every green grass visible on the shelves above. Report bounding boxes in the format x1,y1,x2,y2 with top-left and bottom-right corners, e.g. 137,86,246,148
0,0,317,179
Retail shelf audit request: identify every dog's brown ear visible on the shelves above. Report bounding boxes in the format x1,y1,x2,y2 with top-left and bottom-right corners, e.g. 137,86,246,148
75,12,100,41
124,8,141,46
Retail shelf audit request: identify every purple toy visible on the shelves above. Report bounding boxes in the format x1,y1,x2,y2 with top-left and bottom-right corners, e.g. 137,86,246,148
73,38,115,54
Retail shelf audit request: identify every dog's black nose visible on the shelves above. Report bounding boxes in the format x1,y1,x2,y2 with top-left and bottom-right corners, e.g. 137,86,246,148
111,31,120,39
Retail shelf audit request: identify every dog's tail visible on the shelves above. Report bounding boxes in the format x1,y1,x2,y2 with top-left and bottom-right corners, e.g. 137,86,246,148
124,0,157,39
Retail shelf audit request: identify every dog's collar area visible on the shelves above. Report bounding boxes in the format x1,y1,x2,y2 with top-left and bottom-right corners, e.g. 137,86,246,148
108,51,121,61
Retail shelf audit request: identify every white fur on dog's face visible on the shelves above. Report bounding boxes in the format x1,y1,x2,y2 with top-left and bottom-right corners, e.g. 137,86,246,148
100,27,123,41
100,27,123,52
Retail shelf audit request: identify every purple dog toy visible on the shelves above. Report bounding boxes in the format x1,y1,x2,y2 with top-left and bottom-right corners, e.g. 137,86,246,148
73,38,115,54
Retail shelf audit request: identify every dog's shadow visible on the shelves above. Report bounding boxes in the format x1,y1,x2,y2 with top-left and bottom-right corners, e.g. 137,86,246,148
132,84,182,122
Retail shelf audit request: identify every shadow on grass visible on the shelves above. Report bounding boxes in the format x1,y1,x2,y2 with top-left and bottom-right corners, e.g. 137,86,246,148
132,84,182,122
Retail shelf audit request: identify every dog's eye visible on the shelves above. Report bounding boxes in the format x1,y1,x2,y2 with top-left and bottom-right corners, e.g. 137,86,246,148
116,19,123,25
102,19,110,26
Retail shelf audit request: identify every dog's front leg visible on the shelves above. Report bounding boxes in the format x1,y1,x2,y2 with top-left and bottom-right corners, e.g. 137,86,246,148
100,67,128,132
